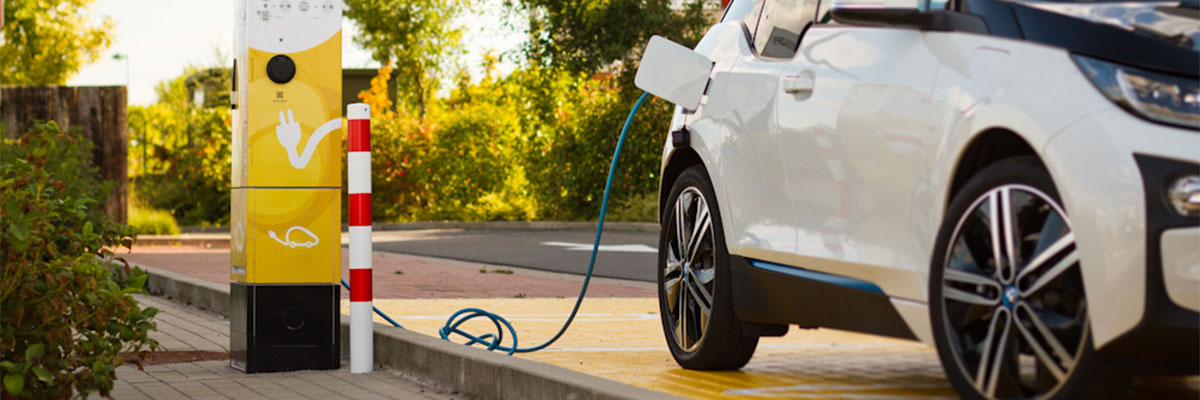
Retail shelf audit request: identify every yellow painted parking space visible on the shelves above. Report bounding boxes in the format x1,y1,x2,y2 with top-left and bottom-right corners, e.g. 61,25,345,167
350,298,957,399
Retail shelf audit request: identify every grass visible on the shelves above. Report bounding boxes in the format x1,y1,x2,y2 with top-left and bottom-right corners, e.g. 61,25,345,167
129,205,180,235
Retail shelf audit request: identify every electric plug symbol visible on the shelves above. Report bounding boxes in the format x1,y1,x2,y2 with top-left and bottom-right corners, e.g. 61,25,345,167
274,109,341,169
276,109,302,153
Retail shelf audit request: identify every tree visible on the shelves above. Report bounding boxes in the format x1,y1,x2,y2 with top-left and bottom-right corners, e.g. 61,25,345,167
345,0,469,118
514,0,716,75
1,0,114,85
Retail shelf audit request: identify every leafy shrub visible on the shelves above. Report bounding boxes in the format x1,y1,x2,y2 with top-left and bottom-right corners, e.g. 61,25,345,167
1,122,159,399
519,72,671,221
366,64,533,222
362,63,670,222
128,205,181,235
128,65,232,226
607,192,658,222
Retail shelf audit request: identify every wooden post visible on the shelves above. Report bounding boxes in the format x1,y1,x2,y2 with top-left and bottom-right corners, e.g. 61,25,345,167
1,86,129,224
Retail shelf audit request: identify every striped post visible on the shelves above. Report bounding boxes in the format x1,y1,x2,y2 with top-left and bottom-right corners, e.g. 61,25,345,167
347,103,373,373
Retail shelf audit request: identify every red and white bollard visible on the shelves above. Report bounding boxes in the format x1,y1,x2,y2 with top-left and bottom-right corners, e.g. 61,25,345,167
347,103,373,373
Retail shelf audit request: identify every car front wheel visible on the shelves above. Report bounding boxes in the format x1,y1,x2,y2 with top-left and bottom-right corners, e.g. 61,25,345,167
930,157,1128,400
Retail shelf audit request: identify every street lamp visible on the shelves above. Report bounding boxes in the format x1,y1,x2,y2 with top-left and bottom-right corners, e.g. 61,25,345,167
112,52,142,180
112,53,131,89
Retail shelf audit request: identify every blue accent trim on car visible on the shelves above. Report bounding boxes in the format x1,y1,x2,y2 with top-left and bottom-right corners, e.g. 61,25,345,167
748,259,884,294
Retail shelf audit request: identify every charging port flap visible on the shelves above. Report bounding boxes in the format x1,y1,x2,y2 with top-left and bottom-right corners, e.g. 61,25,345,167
635,36,713,110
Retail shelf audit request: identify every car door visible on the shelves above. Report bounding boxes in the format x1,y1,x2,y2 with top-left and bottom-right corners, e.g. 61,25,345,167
715,0,818,259
772,3,942,300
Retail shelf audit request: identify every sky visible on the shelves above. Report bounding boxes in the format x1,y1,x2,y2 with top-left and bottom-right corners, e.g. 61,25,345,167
68,0,527,105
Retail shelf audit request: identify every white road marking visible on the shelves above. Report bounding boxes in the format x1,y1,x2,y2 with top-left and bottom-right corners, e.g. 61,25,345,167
541,241,658,253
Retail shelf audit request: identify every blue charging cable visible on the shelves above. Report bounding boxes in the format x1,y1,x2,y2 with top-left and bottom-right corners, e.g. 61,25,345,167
343,91,652,355
340,279,406,329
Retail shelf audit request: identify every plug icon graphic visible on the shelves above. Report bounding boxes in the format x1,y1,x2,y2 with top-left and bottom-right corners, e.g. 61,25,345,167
275,109,342,169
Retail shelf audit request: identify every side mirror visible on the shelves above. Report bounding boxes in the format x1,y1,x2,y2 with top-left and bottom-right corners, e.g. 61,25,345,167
635,36,713,110
830,0,987,32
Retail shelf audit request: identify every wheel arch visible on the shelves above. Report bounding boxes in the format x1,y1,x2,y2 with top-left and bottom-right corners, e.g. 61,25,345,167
659,147,705,222
944,128,1046,211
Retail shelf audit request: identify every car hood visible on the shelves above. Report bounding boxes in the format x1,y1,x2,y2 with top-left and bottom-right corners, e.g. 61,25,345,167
1023,1,1200,52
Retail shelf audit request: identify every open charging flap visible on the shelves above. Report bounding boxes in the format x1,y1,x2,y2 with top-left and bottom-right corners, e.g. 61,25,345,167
635,36,713,110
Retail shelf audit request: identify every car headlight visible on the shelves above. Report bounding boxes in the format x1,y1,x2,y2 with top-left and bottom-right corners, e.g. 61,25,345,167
1072,54,1199,129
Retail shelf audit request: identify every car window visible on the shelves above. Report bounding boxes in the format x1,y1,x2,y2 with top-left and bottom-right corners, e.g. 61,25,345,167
754,0,820,59
723,0,767,44
722,0,758,23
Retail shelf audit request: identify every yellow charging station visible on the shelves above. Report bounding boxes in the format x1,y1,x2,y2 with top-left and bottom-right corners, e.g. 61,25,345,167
230,0,342,373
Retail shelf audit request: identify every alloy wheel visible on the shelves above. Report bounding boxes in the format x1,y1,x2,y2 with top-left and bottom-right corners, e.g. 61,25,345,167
939,184,1089,399
663,186,718,352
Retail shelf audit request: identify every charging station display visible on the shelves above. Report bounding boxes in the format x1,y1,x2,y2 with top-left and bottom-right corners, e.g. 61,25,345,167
230,0,342,373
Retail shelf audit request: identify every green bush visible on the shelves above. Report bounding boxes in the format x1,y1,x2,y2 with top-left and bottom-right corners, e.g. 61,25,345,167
1,122,159,399
128,205,181,235
366,66,534,222
520,73,672,221
607,192,658,222
364,66,669,222
128,65,232,226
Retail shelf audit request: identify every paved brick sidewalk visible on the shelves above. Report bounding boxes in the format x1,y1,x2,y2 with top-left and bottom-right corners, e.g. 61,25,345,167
112,295,461,399
119,246,654,299
136,295,227,353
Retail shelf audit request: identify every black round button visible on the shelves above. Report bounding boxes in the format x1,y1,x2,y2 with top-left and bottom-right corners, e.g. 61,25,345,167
266,55,296,84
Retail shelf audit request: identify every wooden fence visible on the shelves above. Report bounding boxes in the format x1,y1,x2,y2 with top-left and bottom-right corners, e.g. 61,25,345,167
1,86,129,224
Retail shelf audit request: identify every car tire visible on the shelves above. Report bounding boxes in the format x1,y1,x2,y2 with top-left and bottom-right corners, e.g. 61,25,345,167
929,156,1129,399
658,165,758,370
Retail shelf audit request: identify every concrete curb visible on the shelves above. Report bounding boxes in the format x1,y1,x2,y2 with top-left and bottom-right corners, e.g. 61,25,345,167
135,235,230,249
339,323,678,400
128,260,231,316
124,261,680,400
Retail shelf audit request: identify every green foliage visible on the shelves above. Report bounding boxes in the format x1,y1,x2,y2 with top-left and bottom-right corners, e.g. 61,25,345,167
607,192,658,222
128,205,181,236
0,122,159,399
345,0,469,117
1,0,114,85
128,65,232,226
342,0,714,223
366,71,535,221
365,61,669,222
515,0,716,74
520,73,673,220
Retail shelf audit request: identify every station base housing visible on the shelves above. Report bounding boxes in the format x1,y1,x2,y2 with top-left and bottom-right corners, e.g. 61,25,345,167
229,283,340,373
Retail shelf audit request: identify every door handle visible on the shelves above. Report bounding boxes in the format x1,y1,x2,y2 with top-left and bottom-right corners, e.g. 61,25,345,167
782,73,814,94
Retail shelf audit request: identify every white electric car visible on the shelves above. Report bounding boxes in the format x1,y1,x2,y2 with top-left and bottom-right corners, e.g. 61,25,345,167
652,0,1200,398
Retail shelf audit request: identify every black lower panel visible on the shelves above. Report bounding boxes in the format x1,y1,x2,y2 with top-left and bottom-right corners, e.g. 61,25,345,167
730,256,916,340
230,283,340,373
1098,155,1200,375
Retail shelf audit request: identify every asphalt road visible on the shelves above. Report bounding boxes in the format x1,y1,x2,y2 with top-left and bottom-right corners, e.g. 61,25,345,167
373,229,660,282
